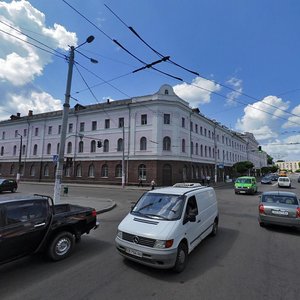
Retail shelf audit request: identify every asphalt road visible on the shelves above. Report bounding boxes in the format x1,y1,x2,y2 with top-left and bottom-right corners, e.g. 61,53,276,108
1,177,300,300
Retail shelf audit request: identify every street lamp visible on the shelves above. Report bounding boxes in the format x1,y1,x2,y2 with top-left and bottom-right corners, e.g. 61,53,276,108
16,133,22,183
53,36,97,204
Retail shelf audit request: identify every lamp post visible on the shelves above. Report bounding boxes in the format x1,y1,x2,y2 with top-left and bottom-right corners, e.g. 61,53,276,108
16,133,22,183
53,36,97,204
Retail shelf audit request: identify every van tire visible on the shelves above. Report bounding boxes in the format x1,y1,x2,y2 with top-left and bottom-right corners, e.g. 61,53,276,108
210,219,218,236
173,243,188,273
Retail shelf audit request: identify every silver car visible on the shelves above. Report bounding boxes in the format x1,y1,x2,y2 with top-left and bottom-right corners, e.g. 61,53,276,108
258,191,300,228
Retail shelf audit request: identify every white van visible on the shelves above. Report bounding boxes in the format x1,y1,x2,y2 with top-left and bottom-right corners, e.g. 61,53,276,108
115,183,219,272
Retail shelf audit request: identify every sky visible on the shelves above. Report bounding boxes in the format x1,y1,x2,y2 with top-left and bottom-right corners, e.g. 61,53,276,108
1,0,300,162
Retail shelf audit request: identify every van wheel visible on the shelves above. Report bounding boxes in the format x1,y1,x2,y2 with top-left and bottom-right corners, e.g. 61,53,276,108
47,231,75,261
211,219,218,236
173,243,188,273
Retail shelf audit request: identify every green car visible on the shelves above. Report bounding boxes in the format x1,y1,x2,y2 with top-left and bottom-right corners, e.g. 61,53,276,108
234,176,257,195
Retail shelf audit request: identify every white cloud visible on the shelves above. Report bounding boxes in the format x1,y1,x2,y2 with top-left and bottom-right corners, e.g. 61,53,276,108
282,104,300,128
173,76,221,107
225,77,243,106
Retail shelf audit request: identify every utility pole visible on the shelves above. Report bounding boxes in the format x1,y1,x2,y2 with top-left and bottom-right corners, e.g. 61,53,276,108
122,124,125,188
53,46,74,204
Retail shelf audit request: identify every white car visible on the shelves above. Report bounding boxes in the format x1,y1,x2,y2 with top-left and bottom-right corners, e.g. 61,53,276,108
115,183,219,273
277,177,291,188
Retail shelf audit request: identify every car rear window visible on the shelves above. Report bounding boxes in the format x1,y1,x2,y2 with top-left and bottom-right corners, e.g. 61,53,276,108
262,195,298,205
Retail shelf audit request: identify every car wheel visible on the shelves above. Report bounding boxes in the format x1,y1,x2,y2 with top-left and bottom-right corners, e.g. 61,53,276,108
173,243,188,273
210,219,218,237
259,222,265,227
11,187,17,193
47,231,75,261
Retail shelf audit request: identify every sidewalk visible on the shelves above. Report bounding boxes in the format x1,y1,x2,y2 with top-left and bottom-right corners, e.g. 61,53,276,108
20,181,233,215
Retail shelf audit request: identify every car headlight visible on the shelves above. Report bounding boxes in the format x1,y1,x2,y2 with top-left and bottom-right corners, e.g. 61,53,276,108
117,230,123,239
154,239,174,249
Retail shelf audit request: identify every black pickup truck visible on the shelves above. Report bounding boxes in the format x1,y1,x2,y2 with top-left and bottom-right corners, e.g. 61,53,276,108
0,194,99,265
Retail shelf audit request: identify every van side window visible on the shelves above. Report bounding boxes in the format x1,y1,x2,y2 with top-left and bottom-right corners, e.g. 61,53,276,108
185,196,198,216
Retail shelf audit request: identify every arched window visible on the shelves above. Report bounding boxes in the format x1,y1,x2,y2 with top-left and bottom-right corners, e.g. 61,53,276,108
22,144,26,155
0,146,4,156
195,143,199,155
191,141,194,155
209,147,211,157
182,139,186,153
33,144,38,155
67,142,72,154
44,164,49,176
30,164,36,176
88,164,95,177
138,164,146,180
76,164,82,177
57,143,60,154
204,146,207,157
200,144,203,156
117,138,123,151
163,136,171,151
103,139,109,152
140,137,147,150
115,164,122,177
13,145,17,156
90,140,96,153
47,143,51,155
101,164,108,177
78,141,84,153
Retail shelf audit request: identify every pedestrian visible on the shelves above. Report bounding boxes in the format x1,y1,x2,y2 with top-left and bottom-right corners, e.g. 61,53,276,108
206,175,211,186
151,179,156,190
138,177,143,187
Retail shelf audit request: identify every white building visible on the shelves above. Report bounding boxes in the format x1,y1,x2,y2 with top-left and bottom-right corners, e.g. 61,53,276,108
276,161,300,172
0,85,267,185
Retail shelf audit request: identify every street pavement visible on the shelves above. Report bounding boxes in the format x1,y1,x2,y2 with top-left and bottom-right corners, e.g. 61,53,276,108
54,182,232,214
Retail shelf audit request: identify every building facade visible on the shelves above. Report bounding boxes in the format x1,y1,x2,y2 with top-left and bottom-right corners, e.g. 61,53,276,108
276,161,300,172
0,85,267,186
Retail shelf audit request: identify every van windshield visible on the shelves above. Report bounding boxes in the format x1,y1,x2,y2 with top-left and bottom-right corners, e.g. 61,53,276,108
236,178,252,184
131,193,185,221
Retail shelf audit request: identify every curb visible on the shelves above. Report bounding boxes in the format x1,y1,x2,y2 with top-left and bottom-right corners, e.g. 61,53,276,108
97,201,117,214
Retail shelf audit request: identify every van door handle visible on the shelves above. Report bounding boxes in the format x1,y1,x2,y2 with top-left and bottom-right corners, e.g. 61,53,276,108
34,223,46,228
197,219,201,223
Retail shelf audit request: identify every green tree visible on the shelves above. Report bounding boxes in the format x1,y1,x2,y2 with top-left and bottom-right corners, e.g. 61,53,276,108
233,161,254,176
267,154,273,165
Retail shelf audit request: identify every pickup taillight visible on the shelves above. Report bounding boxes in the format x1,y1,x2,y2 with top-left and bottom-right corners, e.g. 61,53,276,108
296,207,300,218
259,204,265,214
92,209,97,217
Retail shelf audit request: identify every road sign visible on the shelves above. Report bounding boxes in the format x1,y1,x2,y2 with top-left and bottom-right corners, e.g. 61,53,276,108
218,164,224,169
53,155,58,163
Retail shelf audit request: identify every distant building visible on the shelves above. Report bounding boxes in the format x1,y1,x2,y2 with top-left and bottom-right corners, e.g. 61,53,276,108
0,84,267,185
276,161,300,172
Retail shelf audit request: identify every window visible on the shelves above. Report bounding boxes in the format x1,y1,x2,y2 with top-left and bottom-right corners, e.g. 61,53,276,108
76,164,82,177
117,138,123,151
22,145,26,155
68,123,73,133
48,126,52,135
78,141,84,153
92,121,97,131
119,117,124,128
141,114,147,125
101,164,108,177
30,165,36,176
138,164,147,180
0,146,3,156
115,164,122,178
195,124,198,133
200,126,203,135
164,114,170,124
103,139,109,152
182,117,185,128
2,131,5,139
47,143,51,155
191,142,194,155
204,128,207,136
57,143,60,154
200,144,203,156
15,130,18,138
205,146,207,157
13,145,17,156
44,164,49,176
164,89,169,95
88,164,95,177
67,142,72,154
35,127,39,136
90,140,96,153
140,137,147,150
182,139,186,152
190,122,193,131
10,165,15,175
80,122,85,132
185,196,198,218
163,136,171,151
33,144,38,155
58,125,61,134
196,143,199,155
105,119,110,129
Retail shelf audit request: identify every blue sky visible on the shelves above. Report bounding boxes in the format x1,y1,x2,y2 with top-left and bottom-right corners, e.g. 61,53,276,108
1,0,300,161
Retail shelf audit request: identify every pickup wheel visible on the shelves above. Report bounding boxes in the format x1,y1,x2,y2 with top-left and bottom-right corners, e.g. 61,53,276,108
47,231,75,261
173,243,188,273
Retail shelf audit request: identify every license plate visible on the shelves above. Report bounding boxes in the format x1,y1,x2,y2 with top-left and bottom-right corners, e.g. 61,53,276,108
271,210,288,216
239,191,246,194
126,248,143,257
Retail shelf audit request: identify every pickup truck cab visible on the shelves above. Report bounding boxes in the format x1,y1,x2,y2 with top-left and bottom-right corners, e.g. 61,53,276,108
0,194,99,265
115,183,219,273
